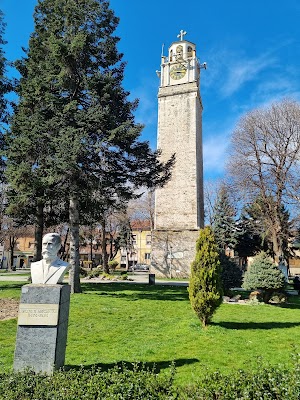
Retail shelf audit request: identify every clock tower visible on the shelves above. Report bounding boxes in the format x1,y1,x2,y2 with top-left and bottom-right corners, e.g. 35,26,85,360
151,31,205,277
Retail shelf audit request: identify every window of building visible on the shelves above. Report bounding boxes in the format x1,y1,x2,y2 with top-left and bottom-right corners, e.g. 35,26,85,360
132,234,137,245
145,253,151,260
146,235,151,245
121,255,126,262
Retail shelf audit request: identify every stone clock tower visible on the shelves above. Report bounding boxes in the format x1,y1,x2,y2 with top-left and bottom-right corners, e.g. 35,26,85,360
151,31,205,277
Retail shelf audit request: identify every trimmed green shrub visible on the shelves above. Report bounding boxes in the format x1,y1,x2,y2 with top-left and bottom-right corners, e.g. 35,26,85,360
2,360,300,399
188,227,223,328
0,364,176,400
179,359,300,399
243,251,285,303
219,253,243,295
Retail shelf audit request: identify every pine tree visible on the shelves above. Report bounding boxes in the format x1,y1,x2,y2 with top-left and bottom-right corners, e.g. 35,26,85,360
188,226,223,328
0,10,10,179
219,252,242,295
0,10,8,123
235,209,267,261
212,185,239,253
6,0,174,293
0,10,10,241
242,251,285,303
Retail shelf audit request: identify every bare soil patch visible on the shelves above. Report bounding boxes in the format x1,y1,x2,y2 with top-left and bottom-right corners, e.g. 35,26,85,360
0,298,19,321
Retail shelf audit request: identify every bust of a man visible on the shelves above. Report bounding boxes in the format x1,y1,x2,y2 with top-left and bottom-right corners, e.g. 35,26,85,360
31,233,70,284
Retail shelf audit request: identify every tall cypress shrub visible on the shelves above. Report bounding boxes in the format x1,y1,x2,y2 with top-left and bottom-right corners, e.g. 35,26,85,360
188,226,223,328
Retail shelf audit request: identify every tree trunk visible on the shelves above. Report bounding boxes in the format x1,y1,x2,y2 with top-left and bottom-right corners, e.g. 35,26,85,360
101,219,109,273
61,228,69,260
202,318,208,329
69,194,81,293
9,236,15,271
89,235,93,270
148,189,155,231
33,201,44,261
108,234,114,261
125,250,130,271
271,226,282,264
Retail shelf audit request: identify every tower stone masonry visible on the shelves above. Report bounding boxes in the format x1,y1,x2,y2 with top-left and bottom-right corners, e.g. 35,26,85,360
151,32,204,277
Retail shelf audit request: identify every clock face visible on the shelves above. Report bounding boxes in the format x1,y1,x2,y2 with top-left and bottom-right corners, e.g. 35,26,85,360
170,64,187,80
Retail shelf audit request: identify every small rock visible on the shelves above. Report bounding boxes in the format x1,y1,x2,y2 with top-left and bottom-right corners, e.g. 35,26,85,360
249,290,263,302
223,296,231,303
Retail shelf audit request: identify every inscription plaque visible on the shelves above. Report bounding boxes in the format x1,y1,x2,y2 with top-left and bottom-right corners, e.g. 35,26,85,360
18,303,59,326
167,251,184,259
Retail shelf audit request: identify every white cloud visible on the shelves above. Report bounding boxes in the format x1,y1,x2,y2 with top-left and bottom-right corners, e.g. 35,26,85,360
221,53,276,97
251,74,300,107
202,46,279,98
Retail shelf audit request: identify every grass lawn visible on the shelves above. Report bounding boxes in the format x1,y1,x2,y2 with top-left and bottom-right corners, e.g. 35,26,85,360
0,271,30,276
1,281,300,386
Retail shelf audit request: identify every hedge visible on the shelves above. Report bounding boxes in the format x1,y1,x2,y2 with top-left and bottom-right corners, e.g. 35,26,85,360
1,360,300,399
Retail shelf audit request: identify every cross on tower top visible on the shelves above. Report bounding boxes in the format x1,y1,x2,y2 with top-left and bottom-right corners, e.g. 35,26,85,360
177,30,187,41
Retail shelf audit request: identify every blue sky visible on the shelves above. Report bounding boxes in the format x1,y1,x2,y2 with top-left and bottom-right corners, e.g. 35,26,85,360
2,0,300,181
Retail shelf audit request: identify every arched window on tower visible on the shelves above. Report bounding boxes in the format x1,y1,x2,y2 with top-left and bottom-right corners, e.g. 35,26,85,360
187,46,193,58
169,49,173,62
176,45,183,60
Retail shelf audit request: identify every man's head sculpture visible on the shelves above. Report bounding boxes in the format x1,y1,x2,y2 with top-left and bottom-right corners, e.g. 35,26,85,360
31,233,69,285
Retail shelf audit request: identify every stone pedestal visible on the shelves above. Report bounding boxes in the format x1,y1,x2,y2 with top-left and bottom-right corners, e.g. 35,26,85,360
14,284,70,374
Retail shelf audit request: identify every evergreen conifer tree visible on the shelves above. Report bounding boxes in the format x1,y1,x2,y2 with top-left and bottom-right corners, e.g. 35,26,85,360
188,226,223,328
219,252,242,295
242,251,285,303
6,0,174,292
234,209,267,262
212,185,239,253
0,10,10,179
0,11,7,118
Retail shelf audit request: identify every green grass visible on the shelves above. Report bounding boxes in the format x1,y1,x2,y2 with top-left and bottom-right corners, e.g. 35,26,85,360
0,282,23,298
0,271,30,276
1,281,300,386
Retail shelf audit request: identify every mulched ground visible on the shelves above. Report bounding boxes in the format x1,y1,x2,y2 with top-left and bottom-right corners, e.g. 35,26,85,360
0,298,19,321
